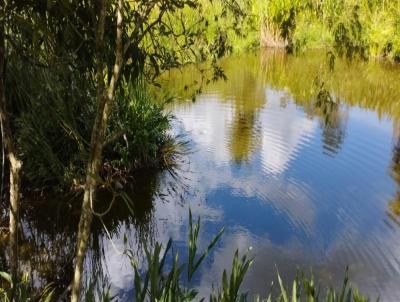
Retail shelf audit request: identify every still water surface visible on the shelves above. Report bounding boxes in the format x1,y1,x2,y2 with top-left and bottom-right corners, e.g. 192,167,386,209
9,50,400,301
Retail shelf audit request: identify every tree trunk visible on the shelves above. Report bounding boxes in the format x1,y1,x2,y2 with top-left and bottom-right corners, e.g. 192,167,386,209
8,154,21,283
70,0,124,300
0,2,23,284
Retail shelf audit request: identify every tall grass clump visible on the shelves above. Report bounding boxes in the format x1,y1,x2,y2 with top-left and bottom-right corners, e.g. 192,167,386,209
105,79,176,171
258,0,301,51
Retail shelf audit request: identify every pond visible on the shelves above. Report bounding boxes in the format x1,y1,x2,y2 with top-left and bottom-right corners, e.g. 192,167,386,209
5,50,400,301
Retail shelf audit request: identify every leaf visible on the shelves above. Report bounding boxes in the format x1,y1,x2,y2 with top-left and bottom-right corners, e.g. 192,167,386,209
292,279,297,302
0,272,11,284
277,271,289,302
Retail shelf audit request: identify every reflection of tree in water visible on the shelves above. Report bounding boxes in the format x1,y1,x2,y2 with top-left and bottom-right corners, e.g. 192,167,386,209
0,200,9,281
388,131,400,223
259,50,349,156
216,57,265,164
156,55,266,165
321,113,347,155
0,167,185,296
259,48,400,120
316,86,348,156
230,111,262,164
0,194,81,296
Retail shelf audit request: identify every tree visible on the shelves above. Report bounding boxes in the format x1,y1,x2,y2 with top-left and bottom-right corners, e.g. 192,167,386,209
70,0,124,300
0,0,23,285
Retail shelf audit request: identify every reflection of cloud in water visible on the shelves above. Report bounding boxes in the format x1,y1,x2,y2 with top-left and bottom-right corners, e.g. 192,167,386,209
173,96,234,165
173,88,317,176
195,166,317,237
172,88,318,234
174,99,318,236
104,209,400,301
260,88,316,175
197,227,400,301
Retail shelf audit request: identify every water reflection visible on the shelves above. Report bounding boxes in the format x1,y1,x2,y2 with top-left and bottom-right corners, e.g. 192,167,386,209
320,108,348,156
164,50,400,300
388,127,400,225
229,111,259,164
0,169,176,295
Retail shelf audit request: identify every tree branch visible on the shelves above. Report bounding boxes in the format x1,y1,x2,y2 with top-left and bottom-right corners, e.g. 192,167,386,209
102,129,126,148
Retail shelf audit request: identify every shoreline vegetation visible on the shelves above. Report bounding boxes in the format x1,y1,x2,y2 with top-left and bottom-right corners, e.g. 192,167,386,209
0,0,398,300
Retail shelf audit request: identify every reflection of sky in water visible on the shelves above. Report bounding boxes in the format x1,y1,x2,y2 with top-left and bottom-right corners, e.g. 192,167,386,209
103,74,400,301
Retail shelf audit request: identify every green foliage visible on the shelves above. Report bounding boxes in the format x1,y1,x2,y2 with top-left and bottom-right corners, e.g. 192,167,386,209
268,269,371,302
9,56,93,190
332,4,369,61
152,0,258,59
106,80,173,170
0,272,54,302
84,281,112,302
107,211,376,302
203,0,259,54
187,209,224,282
3,0,400,193
210,250,253,302
127,211,373,302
